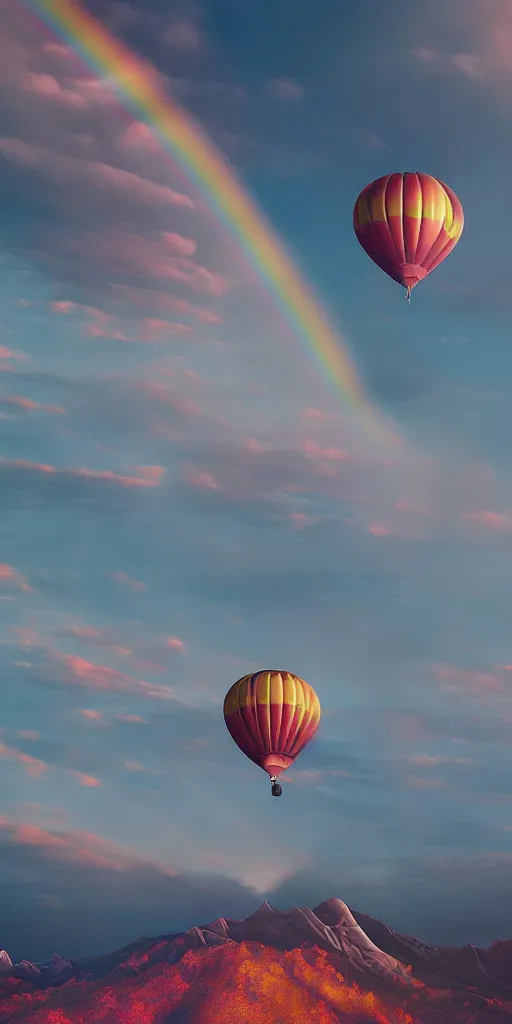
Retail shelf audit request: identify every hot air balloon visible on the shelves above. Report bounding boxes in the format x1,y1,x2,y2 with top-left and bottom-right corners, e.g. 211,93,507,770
353,172,464,302
223,670,321,797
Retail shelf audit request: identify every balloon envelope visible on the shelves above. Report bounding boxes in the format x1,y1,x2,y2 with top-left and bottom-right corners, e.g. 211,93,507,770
353,172,463,295
223,670,321,778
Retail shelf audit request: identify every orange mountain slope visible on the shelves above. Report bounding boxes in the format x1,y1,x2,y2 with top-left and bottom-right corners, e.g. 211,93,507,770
0,899,511,1023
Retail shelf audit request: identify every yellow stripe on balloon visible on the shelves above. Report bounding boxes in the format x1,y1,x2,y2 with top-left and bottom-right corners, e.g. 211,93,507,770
223,672,320,713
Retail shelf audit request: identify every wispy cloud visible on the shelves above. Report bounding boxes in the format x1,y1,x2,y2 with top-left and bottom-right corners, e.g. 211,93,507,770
0,458,164,489
411,0,512,88
0,137,194,208
0,740,101,787
49,652,176,700
0,563,32,592
265,77,304,100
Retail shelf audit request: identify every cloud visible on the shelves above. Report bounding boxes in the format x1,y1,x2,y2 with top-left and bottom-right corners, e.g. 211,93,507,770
79,709,105,721
0,347,28,362
411,45,488,81
0,458,165,513
120,119,166,154
0,741,47,778
111,571,146,591
110,285,222,323
433,663,504,698
0,815,260,962
1,809,511,963
48,652,176,700
461,511,512,531
184,468,220,491
166,637,186,652
23,71,88,108
406,755,473,768
410,1,512,87
56,230,229,298
0,137,194,209
0,740,101,788
0,394,65,415
265,77,304,100
0,563,32,591
139,319,193,341
163,232,197,257
164,19,204,52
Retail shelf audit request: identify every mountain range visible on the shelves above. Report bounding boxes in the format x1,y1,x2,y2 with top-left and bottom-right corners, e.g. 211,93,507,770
0,898,511,1022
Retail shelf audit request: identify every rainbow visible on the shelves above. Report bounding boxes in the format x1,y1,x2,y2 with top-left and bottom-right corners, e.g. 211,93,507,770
24,0,396,445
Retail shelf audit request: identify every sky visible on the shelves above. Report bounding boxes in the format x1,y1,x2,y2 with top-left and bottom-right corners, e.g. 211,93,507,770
1,0,512,962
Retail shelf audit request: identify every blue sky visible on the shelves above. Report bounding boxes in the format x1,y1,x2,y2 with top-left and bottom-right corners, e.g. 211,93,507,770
1,0,512,962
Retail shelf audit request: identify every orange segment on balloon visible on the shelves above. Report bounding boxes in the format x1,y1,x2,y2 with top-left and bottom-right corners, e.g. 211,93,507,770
223,671,321,782
353,172,464,298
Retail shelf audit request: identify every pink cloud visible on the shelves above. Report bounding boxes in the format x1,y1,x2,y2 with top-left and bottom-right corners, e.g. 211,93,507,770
434,662,503,696
0,346,27,361
162,232,197,257
184,468,220,491
139,318,193,341
112,571,145,591
72,772,102,787
42,42,72,59
452,53,484,79
18,730,39,741
50,302,111,320
243,438,265,453
111,285,222,323
299,439,349,462
9,626,40,648
0,735,103,790
411,47,443,64
288,511,313,530
123,760,151,774
120,120,163,154
23,71,87,108
79,709,104,721
85,324,127,340
51,653,175,700
165,19,204,51
136,381,199,417
386,712,430,745
368,523,391,537
0,741,47,778
50,300,75,314
74,231,229,297
117,714,148,724
0,394,65,414
0,458,164,489
68,626,104,641
461,510,511,530
49,301,131,341
166,636,186,652
299,408,339,422
411,6,512,86
64,231,228,298
0,138,194,209
80,708,150,725
63,625,133,661
0,563,32,591
406,755,472,767
265,77,304,100
0,816,172,873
